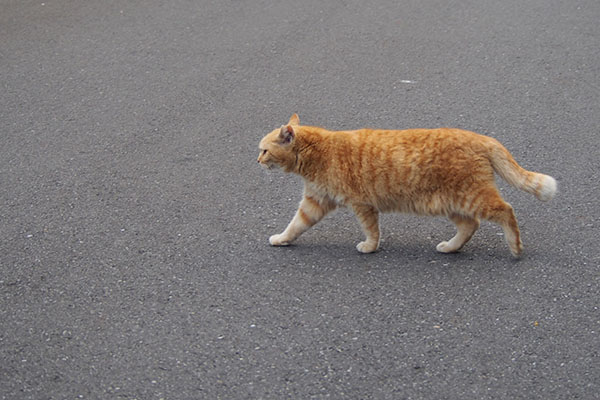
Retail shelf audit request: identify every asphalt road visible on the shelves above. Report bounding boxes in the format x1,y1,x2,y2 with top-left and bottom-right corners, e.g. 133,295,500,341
1,0,599,398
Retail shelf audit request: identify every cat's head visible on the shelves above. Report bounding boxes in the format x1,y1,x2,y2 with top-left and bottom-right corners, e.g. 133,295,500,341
257,114,300,172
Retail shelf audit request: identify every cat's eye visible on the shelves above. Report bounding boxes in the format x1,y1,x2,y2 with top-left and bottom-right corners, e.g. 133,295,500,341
261,149,267,156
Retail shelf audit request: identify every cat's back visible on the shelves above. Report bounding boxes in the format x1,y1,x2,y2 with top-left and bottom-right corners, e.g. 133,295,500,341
323,127,490,160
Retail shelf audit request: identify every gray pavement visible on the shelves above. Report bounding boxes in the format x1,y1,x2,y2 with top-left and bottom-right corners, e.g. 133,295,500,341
1,0,599,398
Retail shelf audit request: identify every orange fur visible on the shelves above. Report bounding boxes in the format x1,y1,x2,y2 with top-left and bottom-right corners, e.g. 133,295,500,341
258,114,557,257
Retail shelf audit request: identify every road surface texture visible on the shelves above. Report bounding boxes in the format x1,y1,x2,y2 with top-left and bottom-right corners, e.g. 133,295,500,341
1,0,599,399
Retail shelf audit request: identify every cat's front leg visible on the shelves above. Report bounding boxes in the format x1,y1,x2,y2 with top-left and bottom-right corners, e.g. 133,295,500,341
269,195,336,246
352,204,380,253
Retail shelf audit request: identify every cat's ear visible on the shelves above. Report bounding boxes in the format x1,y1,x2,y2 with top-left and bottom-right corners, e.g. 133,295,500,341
279,124,295,145
288,113,300,126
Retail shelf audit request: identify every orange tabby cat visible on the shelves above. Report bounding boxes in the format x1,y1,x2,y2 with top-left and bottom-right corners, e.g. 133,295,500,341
257,114,556,257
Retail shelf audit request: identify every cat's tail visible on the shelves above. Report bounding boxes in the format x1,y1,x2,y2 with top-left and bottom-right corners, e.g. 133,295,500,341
488,140,557,201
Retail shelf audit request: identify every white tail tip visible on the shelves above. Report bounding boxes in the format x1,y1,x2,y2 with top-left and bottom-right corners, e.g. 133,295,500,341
538,175,557,201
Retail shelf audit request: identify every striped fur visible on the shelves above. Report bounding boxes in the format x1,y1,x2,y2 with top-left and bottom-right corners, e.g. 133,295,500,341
258,114,557,257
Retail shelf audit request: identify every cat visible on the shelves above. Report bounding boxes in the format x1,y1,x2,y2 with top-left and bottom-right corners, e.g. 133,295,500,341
257,114,557,257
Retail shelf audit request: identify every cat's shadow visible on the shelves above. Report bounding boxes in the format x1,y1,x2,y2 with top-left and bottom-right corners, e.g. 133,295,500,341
272,237,522,273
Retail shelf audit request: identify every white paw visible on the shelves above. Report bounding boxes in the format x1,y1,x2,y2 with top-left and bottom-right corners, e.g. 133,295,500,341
269,234,290,246
356,241,377,253
436,241,452,253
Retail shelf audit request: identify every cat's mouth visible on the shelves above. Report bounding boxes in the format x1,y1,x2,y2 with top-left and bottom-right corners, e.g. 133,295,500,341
260,162,274,170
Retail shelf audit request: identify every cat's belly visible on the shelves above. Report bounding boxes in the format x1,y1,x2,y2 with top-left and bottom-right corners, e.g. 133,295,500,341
305,181,349,206
305,176,456,218
369,191,453,216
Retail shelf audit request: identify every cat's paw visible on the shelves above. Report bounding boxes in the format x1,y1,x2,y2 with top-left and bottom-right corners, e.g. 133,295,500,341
356,241,378,253
269,234,290,246
509,240,524,258
436,241,457,253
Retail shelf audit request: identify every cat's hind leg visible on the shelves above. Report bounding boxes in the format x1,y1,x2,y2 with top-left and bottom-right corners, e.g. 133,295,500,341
483,200,523,257
269,195,336,246
437,214,480,253
471,187,523,257
352,204,380,253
